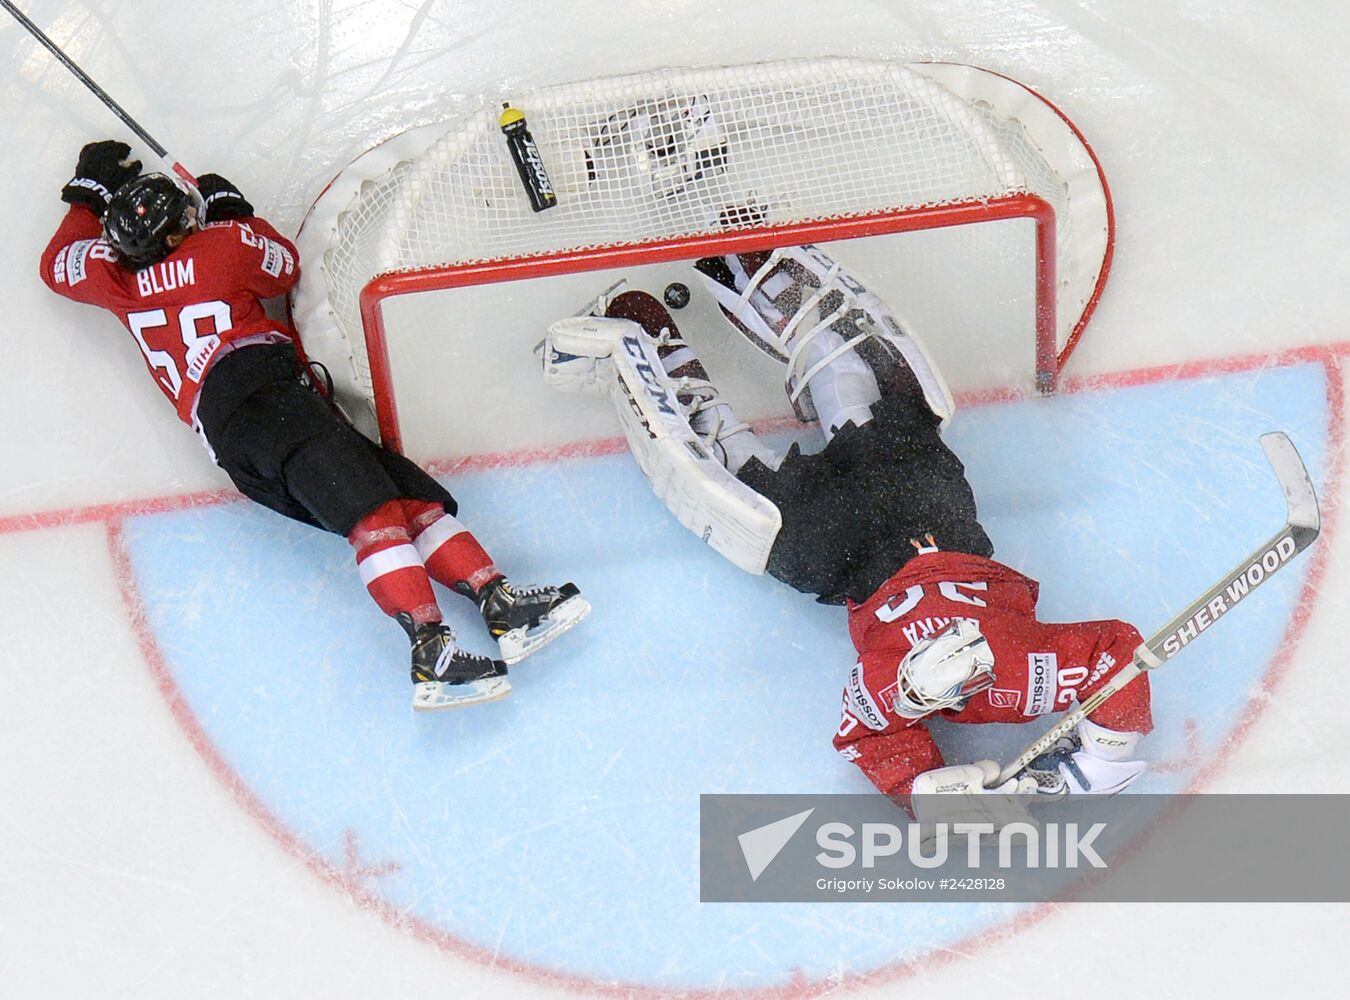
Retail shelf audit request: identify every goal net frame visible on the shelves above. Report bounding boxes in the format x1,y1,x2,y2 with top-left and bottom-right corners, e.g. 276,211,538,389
293,59,1114,454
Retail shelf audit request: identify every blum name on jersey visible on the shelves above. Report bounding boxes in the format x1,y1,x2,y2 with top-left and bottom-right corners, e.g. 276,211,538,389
833,550,1153,797
133,256,196,298
40,205,300,426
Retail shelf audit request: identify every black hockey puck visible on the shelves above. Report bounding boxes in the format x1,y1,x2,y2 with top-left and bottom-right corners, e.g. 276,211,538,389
663,282,691,310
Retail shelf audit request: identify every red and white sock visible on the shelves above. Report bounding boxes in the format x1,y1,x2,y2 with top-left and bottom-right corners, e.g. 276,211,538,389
348,500,441,625
403,500,501,597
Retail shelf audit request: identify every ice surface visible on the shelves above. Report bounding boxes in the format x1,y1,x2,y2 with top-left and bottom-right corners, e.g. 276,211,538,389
1,2,1347,997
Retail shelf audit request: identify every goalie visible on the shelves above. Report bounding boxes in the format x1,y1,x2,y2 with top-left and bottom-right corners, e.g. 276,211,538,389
541,245,1153,821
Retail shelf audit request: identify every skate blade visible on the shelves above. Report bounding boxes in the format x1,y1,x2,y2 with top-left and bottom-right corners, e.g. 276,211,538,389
412,676,511,712
498,595,592,665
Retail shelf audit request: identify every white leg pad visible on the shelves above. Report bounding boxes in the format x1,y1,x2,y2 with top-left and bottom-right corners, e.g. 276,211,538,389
700,245,957,426
824,261,957,425
608,324,781,575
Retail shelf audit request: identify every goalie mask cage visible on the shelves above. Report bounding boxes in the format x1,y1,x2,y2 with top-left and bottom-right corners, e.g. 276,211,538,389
293,58,1113,453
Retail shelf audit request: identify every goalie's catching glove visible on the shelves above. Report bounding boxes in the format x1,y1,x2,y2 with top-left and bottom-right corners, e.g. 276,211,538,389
61,140,142,217
196,173,255,223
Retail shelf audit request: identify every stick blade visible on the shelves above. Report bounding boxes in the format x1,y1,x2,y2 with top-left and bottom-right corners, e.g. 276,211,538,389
1260,431,1320,534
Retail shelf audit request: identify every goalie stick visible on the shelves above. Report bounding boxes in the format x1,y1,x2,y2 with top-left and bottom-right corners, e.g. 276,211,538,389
1,0,197,186
997,431,1321,785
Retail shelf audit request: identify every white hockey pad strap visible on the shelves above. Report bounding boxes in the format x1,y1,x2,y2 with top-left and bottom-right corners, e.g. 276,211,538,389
608,328,782,575
834,275,956,425
697,268,788,358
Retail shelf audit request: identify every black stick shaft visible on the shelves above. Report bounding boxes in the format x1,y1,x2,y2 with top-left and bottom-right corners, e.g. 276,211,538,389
2,0,194,181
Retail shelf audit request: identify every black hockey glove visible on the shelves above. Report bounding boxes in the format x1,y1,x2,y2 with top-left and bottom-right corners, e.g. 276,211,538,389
60,140,142,217
196,173,255,223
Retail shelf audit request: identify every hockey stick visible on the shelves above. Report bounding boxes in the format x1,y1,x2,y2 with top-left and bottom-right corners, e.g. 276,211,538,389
2,0,196,185
997,431,1320,785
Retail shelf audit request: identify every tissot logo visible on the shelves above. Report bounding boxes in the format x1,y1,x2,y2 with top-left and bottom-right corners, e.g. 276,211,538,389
845,664,887,731
1024,652,1057,716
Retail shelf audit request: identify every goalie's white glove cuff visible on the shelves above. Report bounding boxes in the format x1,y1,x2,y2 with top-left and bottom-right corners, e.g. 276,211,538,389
541,316,636,395
911,761,1038,832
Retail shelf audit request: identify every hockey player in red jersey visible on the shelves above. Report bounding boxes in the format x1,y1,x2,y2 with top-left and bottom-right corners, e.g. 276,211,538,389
836,557,1151,804
40,140,589,711
540,244,1151,818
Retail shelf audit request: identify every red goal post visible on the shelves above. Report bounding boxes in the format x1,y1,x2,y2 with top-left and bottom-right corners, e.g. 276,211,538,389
293,59,1113,453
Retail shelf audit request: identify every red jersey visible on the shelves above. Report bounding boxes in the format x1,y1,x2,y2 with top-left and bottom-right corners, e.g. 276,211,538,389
39,205,300,426
833,550,1153,797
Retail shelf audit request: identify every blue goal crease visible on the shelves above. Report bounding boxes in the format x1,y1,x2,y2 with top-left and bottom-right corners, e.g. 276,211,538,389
120,362,1329,987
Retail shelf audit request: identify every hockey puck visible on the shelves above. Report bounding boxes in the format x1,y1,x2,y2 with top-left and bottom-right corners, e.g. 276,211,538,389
663,282,691,310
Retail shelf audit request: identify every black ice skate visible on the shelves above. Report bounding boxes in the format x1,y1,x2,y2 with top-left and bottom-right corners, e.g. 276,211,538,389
398,613,510,712
475,577,591,665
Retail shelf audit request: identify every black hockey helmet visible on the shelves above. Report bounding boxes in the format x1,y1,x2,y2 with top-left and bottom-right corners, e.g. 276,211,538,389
103,174,196,267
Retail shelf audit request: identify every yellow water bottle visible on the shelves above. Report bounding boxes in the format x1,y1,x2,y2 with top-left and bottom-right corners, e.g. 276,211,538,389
500,102,557,212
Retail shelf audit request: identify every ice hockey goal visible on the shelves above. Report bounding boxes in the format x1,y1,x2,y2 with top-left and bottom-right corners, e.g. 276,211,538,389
293,58,1112,454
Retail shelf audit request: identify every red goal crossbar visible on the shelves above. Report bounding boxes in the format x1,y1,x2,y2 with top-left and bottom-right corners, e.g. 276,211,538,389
358,194,1065,453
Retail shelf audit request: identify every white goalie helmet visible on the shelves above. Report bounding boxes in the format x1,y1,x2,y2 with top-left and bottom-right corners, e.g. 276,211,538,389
893,618,996,719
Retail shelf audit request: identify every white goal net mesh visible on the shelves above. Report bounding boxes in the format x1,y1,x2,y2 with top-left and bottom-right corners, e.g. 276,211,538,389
295,58,1110,441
